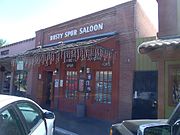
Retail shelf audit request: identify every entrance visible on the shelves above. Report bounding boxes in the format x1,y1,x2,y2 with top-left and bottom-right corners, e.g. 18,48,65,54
44,71,53,108
132,71,158,119
2,71,11,94
60,70,79,112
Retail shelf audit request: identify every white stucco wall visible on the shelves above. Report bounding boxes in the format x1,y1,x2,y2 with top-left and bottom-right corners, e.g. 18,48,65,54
0,38,35,58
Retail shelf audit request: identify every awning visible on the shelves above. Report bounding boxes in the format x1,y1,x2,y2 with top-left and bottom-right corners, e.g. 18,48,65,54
138,38,180,54
15,36,115,66
0,57,12,71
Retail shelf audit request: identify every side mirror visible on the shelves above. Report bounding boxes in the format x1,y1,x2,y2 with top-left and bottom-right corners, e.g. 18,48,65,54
43,111,55,119
137,123,171,135
172,119,180,135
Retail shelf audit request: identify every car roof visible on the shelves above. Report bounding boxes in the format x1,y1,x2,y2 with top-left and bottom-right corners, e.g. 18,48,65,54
0,94,30,109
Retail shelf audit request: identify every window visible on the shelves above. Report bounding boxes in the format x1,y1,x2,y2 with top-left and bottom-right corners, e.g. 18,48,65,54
14,71,28,92
1,50,9,56
65,71,78,99
95,71,112,104
0,108,24,135
17,102,43,132
169,67,180,105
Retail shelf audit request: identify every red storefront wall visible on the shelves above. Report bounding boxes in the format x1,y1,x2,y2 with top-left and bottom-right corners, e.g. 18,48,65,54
36,36,120,121
30,1,156,121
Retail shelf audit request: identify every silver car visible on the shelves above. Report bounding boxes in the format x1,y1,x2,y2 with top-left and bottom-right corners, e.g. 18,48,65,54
0,94,55,135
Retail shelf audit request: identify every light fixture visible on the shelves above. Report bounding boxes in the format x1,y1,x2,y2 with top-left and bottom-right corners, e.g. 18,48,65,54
53,68,58,75
79,69,83,73
79,67,85,73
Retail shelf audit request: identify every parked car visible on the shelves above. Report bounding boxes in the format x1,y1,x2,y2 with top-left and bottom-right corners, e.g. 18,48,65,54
110,102,180,135
0,94,55,135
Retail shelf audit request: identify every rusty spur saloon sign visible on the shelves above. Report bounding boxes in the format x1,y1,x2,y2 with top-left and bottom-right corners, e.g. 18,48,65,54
18,22,114,67
14,21,115,68
49,23,104,41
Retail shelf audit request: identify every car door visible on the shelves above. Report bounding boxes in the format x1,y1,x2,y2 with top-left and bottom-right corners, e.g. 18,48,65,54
16,101,46,135
0,106,25,135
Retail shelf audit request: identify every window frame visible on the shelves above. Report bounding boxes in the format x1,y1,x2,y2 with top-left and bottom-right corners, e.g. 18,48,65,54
65,70,79,99
168,65,180,106
14,70,28,92
14,100,45,134
95,70,112,104
0,104,26,135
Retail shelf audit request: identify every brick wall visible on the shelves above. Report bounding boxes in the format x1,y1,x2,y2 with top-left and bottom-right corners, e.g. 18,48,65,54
32,0,157,121
158,0,178,37
135,2,157,37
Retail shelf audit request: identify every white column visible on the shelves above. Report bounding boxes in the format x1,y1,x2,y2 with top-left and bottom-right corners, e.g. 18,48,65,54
9,72,14,95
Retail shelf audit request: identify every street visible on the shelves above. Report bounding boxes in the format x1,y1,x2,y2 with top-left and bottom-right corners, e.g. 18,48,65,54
53,111,112,135
55,127,79,135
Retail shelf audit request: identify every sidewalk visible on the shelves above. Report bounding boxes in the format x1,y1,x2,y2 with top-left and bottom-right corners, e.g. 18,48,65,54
54,111,112,135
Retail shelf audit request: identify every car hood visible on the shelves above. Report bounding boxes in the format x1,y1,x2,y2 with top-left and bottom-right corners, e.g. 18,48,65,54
112,119,168,135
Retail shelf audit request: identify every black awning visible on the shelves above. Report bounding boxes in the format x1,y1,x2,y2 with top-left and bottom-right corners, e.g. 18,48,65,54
0,57,12,71
16,36,115,66
23,36,112,56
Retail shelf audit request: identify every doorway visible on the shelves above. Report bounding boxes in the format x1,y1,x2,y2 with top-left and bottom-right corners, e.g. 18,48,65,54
132,71,158,119
44,71,53,108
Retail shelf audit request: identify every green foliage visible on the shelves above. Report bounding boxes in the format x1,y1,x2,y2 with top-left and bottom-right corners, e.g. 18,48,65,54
0,39,6,46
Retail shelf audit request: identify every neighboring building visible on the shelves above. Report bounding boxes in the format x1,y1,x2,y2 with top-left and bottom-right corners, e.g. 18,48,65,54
17,1,156,121
0,38,35,96
138,0,180,119
133,36,158,119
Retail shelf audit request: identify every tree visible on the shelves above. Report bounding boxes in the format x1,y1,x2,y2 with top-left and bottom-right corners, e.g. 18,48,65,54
0,39,6,46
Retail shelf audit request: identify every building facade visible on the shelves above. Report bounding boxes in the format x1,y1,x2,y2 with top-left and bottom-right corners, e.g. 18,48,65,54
139,0,180,119
17,1,156,121
0,38,35,96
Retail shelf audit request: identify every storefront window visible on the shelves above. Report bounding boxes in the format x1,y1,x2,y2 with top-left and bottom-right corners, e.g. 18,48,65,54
14,71,28,92
95,71,112,104
170,67,180,105
65,71,78,99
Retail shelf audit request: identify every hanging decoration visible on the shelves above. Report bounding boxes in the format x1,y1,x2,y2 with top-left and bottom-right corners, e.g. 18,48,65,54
15,38,114,67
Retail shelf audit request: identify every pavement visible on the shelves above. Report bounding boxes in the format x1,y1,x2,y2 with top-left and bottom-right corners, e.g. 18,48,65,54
53,110,112,135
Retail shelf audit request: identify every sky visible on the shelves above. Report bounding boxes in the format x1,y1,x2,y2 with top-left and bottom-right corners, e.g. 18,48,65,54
0,0,158,44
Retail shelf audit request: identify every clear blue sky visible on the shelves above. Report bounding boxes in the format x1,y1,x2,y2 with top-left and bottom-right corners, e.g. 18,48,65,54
0,0,158,44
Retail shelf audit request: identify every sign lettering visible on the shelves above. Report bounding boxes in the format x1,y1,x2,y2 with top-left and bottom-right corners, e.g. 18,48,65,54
17,61,24,71
49,23,104,41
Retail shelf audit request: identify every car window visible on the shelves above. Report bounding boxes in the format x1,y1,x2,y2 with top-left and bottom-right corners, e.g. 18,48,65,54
0,107,24,135
16,102,43,132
